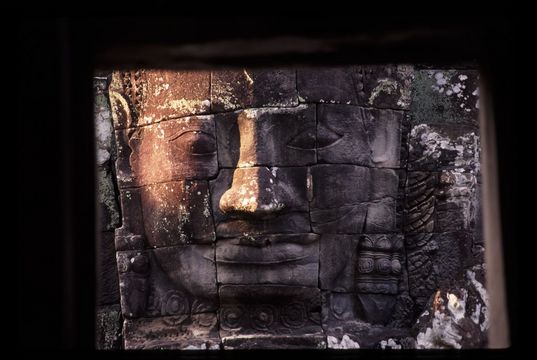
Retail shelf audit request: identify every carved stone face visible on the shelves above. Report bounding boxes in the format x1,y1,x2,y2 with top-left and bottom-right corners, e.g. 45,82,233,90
109,68,407,349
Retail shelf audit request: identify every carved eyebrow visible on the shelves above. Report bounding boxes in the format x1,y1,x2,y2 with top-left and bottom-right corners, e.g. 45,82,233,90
166,128,215,142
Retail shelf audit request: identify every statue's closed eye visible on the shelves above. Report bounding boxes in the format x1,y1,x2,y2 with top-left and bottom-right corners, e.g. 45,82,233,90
287,129,316,150
286,126,342,150
169,130,216,156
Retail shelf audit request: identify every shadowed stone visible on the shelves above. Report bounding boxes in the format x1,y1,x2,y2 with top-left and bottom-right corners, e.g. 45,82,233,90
319,235,359,292
96,304,122,350
297,67,362,104
211,69,298,111
215,106,316,167
115,188,145,251
97,232,120,305
97,166,121,231
216,234,319,286
123,313,220,350
215,212,312,238
310,165,371,207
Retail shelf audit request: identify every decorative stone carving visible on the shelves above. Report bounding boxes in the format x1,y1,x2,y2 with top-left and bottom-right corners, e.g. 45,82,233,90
219,285,325,349
116,246,218,319
103,67,484,350
404,172,437,234
355,234,404,295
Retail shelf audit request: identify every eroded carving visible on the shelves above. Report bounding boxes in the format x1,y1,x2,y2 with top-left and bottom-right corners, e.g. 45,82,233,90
105,67,483,350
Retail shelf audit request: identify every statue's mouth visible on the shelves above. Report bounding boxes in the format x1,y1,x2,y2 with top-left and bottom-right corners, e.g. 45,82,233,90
214,233,320,287
216,233,319,264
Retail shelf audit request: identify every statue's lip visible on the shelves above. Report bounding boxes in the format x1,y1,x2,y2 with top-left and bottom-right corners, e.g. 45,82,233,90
215,233,319,265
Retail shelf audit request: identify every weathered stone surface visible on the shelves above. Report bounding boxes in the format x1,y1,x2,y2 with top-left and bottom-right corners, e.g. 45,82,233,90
210,167,309,235
140,181,215,247
363,108,404,168
216,234,319,286
406,231,475,315
97,166,121,232
297,67,361,104
410,69,479,126
113,128,137,189
148,246,218,314
123,313,220,350
435,170,479,233
316,105,370,166
322,292,401,330
404,172,437,234
109,70,211,129
362,65,414,109
364,198,397,233
319,235,359,292
219,285,323,348
211,69,298,111
117,245,218,319
222,334,326,350
95,78,121,232
408,123,480,172
310,165,369,207
119,115,218,186
97,232,120,305
215,106,316,167
117,250,150,318
96,304,122,350
94,78,116,167
115,188,145,251
414,266,488,349
317,105,402,167
311,205,368,234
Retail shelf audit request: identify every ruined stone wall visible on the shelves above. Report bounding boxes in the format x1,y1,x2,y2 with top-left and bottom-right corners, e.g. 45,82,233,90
94,66,488,350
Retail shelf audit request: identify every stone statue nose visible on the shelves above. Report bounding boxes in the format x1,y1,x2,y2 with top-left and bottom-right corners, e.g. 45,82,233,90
219,167,285,218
